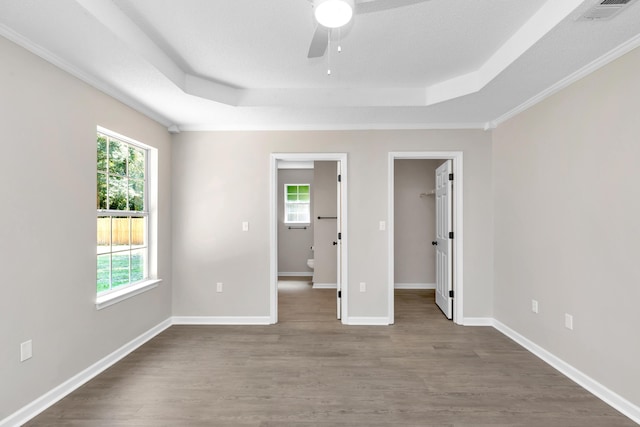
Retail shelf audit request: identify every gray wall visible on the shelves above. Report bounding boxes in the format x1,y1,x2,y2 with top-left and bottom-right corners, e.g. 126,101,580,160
0,37,172,419
277,169,314,274
312,161,338,285
171,130,493,319
394,159,437,285
493,46,640,407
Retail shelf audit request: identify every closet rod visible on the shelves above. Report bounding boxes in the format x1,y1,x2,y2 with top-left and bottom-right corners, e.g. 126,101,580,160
317,216,337,220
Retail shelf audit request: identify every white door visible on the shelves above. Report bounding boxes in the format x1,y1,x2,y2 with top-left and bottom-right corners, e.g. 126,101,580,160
434,160,453,319
336,161,342,319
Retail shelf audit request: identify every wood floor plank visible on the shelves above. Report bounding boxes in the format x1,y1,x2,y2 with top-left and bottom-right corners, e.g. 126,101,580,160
25,281,636,426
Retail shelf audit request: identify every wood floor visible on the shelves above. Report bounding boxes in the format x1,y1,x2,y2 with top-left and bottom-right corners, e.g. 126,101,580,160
27,278,635,426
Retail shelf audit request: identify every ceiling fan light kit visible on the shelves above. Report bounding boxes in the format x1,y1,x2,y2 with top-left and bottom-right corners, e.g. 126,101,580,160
314,0,354,28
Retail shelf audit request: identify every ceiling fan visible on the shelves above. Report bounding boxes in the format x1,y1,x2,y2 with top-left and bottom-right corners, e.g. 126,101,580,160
307,0,431,58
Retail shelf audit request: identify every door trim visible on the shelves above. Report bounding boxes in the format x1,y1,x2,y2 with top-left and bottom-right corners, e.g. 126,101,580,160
269,153,349,324
388,152,464,325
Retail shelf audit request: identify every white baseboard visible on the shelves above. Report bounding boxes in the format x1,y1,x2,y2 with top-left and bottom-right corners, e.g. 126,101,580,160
172,316,272,325
278,272,313,277
463,317,495,326
394,282,436,289
312,283,336,289
493,320,640,425
0,318,172,427
345,316,390,326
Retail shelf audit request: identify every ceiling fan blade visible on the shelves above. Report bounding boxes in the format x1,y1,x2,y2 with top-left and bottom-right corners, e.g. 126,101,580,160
355,0,430,14
308,24,329,58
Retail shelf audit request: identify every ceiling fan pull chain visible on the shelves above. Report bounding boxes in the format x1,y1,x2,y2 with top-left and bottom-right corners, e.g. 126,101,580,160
327,28,332,75
338,28,342,53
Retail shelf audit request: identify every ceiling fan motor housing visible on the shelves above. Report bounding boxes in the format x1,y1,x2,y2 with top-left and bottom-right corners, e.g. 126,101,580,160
314,0,355,28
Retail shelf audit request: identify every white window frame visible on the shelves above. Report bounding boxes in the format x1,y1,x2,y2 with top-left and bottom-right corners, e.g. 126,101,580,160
95,126,160,309
284,183,311,224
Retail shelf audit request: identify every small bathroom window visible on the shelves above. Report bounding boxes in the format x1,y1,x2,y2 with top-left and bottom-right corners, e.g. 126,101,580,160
284,184,310,224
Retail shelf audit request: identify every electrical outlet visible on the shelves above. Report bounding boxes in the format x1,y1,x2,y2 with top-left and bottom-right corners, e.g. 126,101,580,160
531,299,539,314
379,221,386,231
565,313,573,330
242,221,249,232
20,340,32,362
359,282,366,292
216,282,223,293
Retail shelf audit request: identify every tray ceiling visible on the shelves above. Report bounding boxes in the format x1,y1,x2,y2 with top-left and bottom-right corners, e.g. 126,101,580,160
1,0,639,130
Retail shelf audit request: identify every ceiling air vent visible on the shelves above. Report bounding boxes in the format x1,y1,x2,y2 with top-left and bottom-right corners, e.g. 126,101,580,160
600,0,632,4
579,0,637,20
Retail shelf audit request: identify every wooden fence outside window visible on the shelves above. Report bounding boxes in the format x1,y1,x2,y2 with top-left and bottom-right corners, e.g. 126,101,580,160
97,217,145,246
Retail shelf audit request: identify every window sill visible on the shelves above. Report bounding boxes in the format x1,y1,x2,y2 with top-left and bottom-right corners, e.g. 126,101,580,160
95,279,162,310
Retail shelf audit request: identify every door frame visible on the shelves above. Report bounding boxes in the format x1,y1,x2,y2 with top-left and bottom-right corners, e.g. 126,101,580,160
387,151,464,325
269,153,349,324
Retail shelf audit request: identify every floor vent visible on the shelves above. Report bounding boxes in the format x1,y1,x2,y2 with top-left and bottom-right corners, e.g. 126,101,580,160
579,0,636,20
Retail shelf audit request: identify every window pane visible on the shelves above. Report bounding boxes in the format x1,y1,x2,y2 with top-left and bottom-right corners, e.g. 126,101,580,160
108,139,127,176
131,216,146,249
97,216,111,254
131,249,146,283
128,147,145,179
128,179,144,211
112,216,130,250
299,185,309,194
111,252,130,289
97,173,107,209
97,135,107,171
287,185,297,194
299,193,310,202
108,176,128,210
97,254,111,293
97,130,150,295
287,194,297,202
285,201,310,223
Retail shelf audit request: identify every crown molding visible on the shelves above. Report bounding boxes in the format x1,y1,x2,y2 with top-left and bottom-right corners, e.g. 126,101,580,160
490,32,640,128
0,24,172,128
177,122,489,132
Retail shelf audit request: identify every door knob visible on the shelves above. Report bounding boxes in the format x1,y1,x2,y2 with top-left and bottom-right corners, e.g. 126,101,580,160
432,241,438,246
333,241,338,245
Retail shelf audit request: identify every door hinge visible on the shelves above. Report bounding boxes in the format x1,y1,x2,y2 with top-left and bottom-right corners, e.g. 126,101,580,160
338,290,342,298
449,173,454,181
449,231,454,239
338,174,341,182
338,232,342,240
449,290,454,298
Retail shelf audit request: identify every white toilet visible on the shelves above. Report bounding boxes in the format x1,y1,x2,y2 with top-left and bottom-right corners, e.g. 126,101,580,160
307,245,314,270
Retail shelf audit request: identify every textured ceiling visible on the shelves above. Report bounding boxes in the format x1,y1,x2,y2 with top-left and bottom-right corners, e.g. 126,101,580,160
0,0,639,130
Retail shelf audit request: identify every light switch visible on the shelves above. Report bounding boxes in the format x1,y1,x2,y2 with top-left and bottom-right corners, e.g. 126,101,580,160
20,340,32,362
242,221,249,232
565,314,574,330
379,221,386,231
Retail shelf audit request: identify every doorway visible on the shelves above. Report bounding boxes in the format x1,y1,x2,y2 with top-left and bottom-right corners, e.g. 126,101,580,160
388,152,464,325
270,153,348,324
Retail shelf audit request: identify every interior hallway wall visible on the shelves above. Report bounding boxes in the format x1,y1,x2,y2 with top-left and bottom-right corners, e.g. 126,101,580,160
171,130,493,320
0,36,172,420
493,45,640,407
278,169,314,275
312,161,338,285
394,159,437,286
